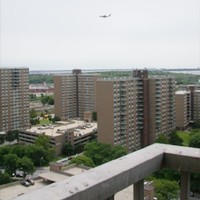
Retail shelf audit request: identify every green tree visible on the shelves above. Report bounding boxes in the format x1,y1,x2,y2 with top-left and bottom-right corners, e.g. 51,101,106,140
154,179,179,200
191,173,200,192
29,74,53,84
30,108,37,119
52,116,61,123
25,145,46,166
3,154,19,175
18,157,35,176
62,142,74,156
189,133,200,148
29,94,36,101
74,144,84,154
168,131,183,146
0,134,5,144
188,133,200,192
153,168,180,182
34,135,55,164
35,135,51,150
155,134,169,144
84,141,127,166
10,145,26,158
30,118,39,125
41,96,46,105
5,131,18,143
70,155,95,167
192,120,200,129
48,115,53,122
47,96,54,105
111,145,128,160
41,95,54,106
25,144,54,166
0,171,12,185
0,146,11,166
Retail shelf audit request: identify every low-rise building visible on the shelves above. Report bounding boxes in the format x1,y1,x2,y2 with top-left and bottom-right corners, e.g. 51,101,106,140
19,120,97,155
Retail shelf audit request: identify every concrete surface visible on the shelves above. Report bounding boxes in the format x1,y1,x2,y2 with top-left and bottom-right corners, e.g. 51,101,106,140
10,144,200,200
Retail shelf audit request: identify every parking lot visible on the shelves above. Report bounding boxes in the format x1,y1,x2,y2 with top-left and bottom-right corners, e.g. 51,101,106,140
0,179,48,200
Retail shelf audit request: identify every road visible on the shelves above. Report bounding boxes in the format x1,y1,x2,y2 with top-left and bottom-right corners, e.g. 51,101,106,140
32,166,50,179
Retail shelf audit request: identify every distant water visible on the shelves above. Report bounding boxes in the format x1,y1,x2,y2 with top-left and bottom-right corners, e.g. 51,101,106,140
169,70,200,75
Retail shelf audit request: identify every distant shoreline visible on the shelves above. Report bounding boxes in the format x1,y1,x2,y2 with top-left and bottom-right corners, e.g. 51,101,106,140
29,68,200,75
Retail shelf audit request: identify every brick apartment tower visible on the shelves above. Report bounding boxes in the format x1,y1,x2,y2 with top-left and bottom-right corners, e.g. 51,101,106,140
175,91,191,130
96,78,141,152
186,85,200,123
0,68,30,132
54,69,100,120
97,69,176,152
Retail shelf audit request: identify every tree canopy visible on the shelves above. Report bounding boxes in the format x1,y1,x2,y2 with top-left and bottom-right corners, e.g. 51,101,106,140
3,153,19,175
62,142,74,156
18,157,35,176
41,95,54,105
0,171,11,185
155,134,169,144
154,179,179,200
189,133,200,148
168,131,183,146
83,141,127,166
35,135,51,150
70,155,95,167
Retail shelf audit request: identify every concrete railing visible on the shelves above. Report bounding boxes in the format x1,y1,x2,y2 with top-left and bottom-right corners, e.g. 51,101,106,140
14,144,200,200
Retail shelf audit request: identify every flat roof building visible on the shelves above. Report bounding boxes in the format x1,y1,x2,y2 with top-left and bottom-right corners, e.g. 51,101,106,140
19,121,97,155
0,68,30,132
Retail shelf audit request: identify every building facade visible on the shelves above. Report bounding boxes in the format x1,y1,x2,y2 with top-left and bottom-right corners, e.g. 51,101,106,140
97,78,140,152
97,70,176,152
147,77,176,144
54,69,100,120
175,91,191,130
19,121,97,155
0,68,30,132
176,85,200,126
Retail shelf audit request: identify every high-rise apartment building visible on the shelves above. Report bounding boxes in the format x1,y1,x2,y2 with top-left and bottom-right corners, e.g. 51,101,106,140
147,77,176,144
54,69,100,120
175,91,191,130
175,85,200,126
97,78,140,152
0,68,30,132
193,90,200,122
97,70,176,152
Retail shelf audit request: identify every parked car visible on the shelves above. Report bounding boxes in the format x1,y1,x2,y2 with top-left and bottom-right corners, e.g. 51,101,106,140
26,178,35,185
16,172,24,177
21,180,30,187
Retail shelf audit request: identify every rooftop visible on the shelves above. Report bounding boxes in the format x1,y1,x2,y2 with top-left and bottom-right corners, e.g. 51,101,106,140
23,120,97,137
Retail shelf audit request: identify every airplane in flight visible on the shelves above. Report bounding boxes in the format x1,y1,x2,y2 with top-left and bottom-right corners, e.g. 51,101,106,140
99,14,111,18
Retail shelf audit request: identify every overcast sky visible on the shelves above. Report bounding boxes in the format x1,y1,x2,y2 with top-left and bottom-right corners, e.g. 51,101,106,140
0,0,200,70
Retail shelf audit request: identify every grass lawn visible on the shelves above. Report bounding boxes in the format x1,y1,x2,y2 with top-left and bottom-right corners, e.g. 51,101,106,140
39,119,51,125
177,131,191,146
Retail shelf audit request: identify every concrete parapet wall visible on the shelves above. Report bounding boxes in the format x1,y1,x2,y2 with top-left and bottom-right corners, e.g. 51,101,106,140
14,144,200,200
